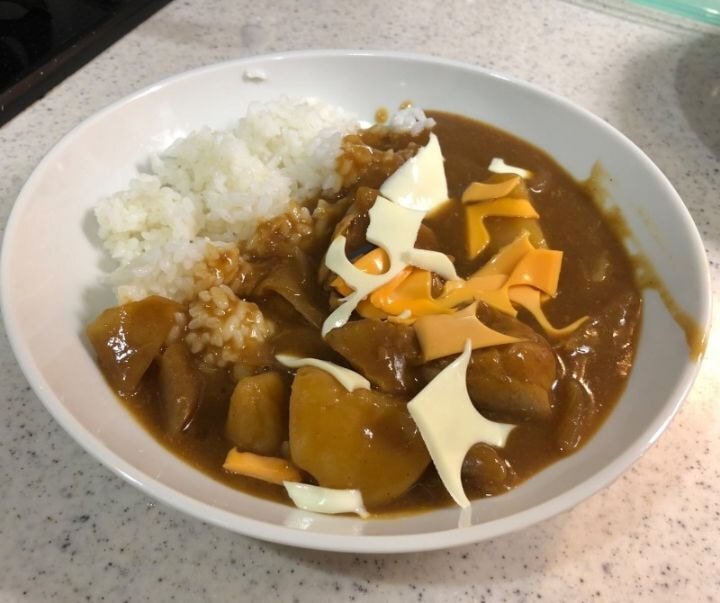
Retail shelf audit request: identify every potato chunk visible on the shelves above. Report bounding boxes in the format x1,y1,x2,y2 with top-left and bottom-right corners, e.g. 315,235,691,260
325,319,423,395
158,342,202,435
289,367,430,507
86,296,183,395
225,372,289,456
424,304,557,422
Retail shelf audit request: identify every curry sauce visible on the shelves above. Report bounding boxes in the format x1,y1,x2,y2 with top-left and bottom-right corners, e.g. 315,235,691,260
88,111,643,515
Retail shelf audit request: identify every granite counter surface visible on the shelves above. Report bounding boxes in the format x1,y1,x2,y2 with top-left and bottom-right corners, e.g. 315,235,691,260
1,1,718,601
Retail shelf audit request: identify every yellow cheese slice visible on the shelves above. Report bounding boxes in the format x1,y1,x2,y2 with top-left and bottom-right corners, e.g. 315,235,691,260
508,285,588,338
275,354,370,392
413,302,522,361
331,248,389,297
283,482,369,518
438,275,516,316
355,298,393,320
380,133,449,212
461,175,520,202
223,449,302,485
407,340,515,507
466,198,539,258
473,232,535,277
369,269,452,318
504,248,563,296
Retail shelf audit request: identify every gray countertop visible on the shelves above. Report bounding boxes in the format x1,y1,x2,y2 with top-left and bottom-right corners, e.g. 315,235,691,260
1,1,719,601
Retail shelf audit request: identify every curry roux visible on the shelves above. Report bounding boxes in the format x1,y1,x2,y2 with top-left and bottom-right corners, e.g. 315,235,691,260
106,111,673,515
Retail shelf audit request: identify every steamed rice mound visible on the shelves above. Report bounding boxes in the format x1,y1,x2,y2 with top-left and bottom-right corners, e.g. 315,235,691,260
95,97,359,303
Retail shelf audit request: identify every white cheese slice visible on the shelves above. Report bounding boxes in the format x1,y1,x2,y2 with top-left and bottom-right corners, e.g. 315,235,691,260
322,196,426,335
365,195,426,259
283,482,369,518
407,340,515,507
275,354,370,392
401,248,459,281
380,133,449,212
488,157,533,179
322,136,458,335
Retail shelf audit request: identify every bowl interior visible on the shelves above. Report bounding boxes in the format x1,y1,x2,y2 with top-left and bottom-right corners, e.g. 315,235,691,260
1,51,710,553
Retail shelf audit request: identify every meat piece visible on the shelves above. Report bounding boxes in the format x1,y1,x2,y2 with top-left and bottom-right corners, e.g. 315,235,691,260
255,249,327,328
158,342,203,436
462,443,517,495
415,224,441,251
225,371,289,456
424,303,557,422
331,186,377,259
468,306,557,422
289,367,430,507
325,319,423,395
86,296,183,396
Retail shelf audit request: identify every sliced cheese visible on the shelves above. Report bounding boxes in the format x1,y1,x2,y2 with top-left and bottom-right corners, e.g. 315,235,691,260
413,302,522,361
369,269,452,318
439,275,517,317
331,247,389,296
223,449,301,485
437,236,566,318
323,133,460,334
323,195,457,335
508,285,588,338
283,482,369,518
461,175,520,202
365,195,426,262
504,248,563,296
275,354,370,392
323,197,425,335
407,340,515,507
488,157,533,179
332,246,458,299
380,133,449,212
473,232,535,278
466,198,539,258
355,298,393,320
401,247,459,281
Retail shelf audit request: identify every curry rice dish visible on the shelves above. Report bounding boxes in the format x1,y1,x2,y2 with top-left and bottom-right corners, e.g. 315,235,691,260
86,99,641,517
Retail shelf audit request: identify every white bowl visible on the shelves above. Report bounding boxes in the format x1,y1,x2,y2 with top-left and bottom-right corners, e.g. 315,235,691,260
1,50,711,553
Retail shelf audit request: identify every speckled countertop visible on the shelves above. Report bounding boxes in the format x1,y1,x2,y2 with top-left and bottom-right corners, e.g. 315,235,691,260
1,1,718,601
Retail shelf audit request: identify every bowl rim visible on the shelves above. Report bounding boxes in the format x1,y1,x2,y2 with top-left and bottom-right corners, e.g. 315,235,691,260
1,48,712,553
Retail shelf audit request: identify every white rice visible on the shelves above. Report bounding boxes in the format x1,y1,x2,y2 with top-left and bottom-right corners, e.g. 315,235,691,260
387,106,436,137
107,239,238,304
95,98,433,304
94,97,358,302
185,285,273,367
